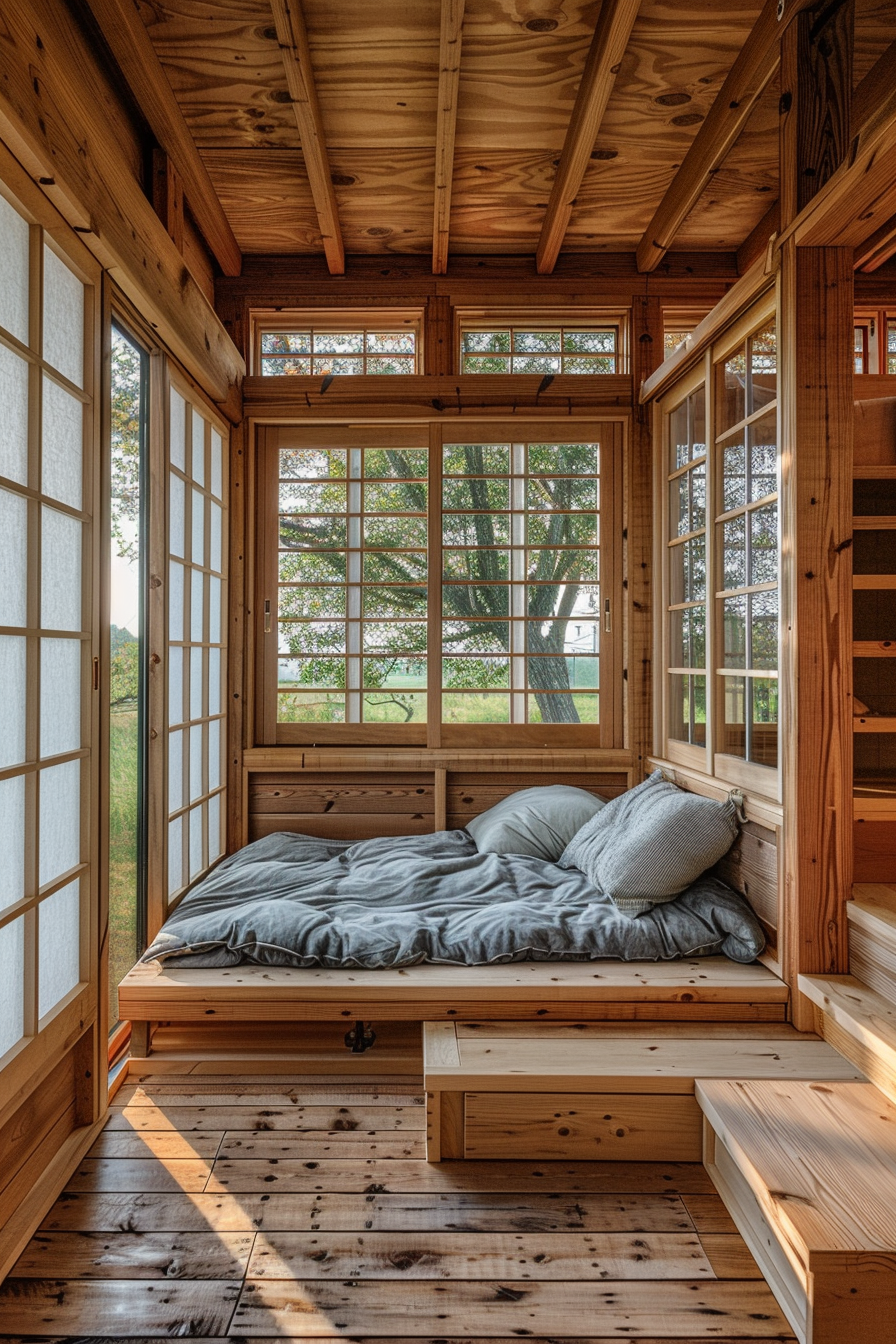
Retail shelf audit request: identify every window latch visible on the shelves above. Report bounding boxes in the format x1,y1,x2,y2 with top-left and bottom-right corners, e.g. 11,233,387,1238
603,598,611,633
263,598,272,634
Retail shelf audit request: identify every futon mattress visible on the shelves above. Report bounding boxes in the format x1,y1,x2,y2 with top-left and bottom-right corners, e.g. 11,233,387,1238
142,829,765,968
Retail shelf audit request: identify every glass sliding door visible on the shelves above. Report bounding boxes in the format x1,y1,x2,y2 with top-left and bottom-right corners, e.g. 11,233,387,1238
108,325,147,1028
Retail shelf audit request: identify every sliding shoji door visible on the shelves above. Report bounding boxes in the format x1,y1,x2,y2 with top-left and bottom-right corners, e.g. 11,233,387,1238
149,371,228,935
0,164,102,1168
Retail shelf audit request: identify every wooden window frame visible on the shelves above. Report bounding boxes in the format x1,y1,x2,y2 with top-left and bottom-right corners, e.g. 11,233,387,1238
656,294,781,803
454,309,630,377
853,308,896,376
255,417,625,752
0,151,103,1105
252,309,424,378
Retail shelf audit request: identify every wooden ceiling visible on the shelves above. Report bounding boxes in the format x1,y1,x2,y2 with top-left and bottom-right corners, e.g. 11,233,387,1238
127,0,894,268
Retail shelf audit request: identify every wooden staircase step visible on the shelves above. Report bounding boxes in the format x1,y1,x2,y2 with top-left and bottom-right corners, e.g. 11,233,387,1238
848,885,896,1001
697,1078,896,1344
799,972,896,1107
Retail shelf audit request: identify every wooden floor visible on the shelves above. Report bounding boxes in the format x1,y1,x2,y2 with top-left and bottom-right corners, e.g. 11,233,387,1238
0,1070,796,1340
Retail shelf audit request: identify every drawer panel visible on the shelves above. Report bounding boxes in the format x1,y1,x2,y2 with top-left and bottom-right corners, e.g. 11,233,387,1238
463,1091,702,1161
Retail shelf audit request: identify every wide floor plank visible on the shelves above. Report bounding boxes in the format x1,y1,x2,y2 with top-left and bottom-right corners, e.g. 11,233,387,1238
0,1279,240,1336
11,1231,254,1279
207,1160,716,1195
117,1086,424,1107
697,1234,763,1279
219,1132,425,1158
41,1191,696,1235
88,1131,224,1159
245,1230,713,1279
106,1104,426,1131
230,1279,793,1336
66,1158,214,1193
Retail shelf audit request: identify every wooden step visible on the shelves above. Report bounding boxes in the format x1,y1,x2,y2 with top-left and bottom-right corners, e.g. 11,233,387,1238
697,1079,896,1344
798,972,896,1107
848,884,896,1001
423,1022,863,1163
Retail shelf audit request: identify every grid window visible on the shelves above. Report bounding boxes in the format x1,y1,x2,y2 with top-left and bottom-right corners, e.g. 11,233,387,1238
276,442,428,725
166,385,227,901
666,387,707,747
460,327,618,375
888,319,896,375
714,322,779,768
260,329,417,376
442,440,600,726
0,192,94,1059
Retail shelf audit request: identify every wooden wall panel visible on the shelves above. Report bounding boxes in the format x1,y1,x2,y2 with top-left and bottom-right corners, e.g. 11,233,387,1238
445,771,629,830
247,772,436,842
855,820,896,882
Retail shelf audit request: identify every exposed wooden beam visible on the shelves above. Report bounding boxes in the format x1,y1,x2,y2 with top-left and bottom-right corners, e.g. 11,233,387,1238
852,35,896,136
0,0,244,410
152,149,184,255
536,0,640,275
636,0,816,273
269,0,344,275
855,213,896,272
432,0,465,276
82,0,241,277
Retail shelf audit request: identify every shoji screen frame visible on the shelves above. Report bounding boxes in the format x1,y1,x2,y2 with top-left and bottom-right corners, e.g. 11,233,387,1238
147,362,229,940
0,145,103,1115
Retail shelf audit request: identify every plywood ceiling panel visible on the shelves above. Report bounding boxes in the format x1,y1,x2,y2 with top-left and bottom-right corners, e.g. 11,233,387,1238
126,0,884,261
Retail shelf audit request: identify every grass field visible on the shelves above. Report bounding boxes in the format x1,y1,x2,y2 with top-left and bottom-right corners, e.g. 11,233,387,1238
108,707,138,1028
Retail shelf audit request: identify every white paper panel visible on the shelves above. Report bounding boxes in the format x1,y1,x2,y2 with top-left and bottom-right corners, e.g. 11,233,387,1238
168,815,183,896
169,561,184,642
209,576,222,645
208,792,222,863
190,723,204,801
169,474,185,559
0,344,29,484
39,759,80,887
0,489,28,626
169,387,186,471
189,803,204,880
191,410,205,485
38,879,81,1017
191,569,205,642
0,636,27,770
191,489,205,565
43,246,84,389
42,506,82,631
0,916,25,1059
0,775,25,911
41,638,82,757
42,375,83,510
169,646,183,726
190,646,204,721
208,718,221,792
168,728,183,814
0,195,29,343
208,648,221,717
210,430,223,500
209,501,222,573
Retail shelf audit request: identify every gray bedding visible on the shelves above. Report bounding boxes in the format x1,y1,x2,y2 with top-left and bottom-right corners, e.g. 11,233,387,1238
142,829,765,968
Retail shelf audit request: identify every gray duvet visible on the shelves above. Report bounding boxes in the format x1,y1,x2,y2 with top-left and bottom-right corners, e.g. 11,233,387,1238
142,829,765,968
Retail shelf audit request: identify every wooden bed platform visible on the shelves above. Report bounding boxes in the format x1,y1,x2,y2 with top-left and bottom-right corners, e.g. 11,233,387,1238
119,958,790,1058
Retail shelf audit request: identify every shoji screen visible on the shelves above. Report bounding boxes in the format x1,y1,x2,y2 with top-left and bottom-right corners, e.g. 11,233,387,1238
162,376,228,914
0,183,99,1075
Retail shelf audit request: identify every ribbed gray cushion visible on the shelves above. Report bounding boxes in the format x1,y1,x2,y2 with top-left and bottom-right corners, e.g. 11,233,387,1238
559,770,739,914
467,785,606,861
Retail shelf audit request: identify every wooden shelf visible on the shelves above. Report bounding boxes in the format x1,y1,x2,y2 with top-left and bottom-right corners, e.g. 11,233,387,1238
854,641,896,657
855,717,896,733
854,574,896,589
853,515,896,528
854,465,896,479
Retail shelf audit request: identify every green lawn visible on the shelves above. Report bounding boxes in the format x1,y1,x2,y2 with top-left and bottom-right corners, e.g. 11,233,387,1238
108,707,138,1027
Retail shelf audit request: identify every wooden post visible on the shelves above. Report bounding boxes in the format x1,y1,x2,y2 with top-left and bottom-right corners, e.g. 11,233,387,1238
628,294,663,777
152,149,185,256
424,295,454,375
779,241,854,1028
778,2,854,1029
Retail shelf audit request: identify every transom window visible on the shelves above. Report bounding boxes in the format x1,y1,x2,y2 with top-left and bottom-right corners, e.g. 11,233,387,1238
460,325,619,375
258,322,418,376
258,421,621,748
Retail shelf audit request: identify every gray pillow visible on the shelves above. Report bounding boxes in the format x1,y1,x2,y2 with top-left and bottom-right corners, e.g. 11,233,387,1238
559,770,739,914
466,785,606,861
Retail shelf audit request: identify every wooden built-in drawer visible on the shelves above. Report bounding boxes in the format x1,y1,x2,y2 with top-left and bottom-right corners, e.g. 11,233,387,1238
462,1091,703,1161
